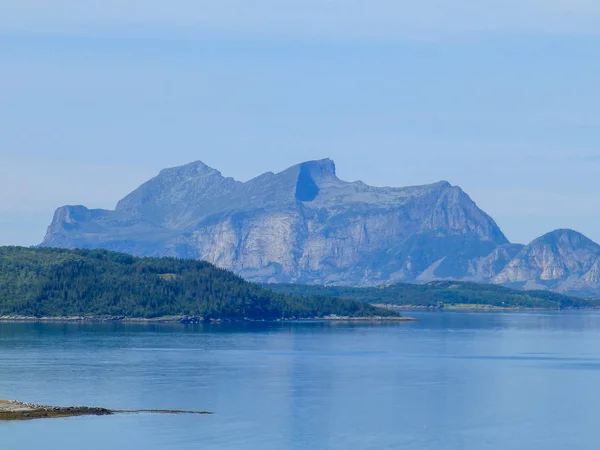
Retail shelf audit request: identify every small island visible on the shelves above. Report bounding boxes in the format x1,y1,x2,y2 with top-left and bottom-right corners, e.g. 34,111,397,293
0,400,212,421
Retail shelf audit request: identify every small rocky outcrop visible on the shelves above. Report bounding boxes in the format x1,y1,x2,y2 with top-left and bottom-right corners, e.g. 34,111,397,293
0,400,212,421
0,400,112,421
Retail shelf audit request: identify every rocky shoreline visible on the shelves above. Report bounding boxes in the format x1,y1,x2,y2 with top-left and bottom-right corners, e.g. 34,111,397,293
0,315,191,323
0,314,416,324
375,303,573,312
0,400,112,421
0,400,212,421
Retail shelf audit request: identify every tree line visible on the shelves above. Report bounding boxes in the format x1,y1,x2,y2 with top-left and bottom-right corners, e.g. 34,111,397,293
0,247,395,319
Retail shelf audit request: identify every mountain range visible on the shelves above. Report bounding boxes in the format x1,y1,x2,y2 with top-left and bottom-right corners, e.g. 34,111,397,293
41,159,600,296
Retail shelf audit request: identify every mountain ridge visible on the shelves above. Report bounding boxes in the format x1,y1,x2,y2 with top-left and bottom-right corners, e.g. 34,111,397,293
493,229,600,296
41,159,600,296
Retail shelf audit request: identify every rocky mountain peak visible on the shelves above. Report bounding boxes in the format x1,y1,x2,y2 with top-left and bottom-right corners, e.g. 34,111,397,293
432,180,452,189
114,160,235,225
158,160,221,179
493,229,600,291
293,159,336,202
301,158,337,177
535,229,596,248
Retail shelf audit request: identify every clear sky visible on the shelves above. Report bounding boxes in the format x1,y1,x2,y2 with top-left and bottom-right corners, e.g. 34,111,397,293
1,1,599,246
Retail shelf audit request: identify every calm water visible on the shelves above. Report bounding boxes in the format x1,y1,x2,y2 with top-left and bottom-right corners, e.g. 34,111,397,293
2,312,600,449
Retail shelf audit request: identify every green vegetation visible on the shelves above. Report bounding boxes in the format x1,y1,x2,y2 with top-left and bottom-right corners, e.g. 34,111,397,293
266,281,596,310
0,247,398,320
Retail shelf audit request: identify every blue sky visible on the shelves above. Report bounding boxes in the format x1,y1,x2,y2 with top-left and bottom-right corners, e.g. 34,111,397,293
1,1,599,246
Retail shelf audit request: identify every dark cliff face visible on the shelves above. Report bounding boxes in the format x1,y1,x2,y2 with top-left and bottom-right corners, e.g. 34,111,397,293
42,159,600,295
295,163,322,202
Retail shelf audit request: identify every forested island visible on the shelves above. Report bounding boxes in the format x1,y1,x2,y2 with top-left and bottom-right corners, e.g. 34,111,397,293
267,281,599,310
0,247,403,321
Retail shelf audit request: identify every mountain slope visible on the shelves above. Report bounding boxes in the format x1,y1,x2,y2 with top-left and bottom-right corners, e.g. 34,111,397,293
42,159,508,286
493,229,600,296
0,247,396,319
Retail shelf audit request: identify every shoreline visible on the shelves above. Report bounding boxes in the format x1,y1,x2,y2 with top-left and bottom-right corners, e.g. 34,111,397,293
0,400,112,421
0,400,212,421
375,304,600,312
0,314,417,324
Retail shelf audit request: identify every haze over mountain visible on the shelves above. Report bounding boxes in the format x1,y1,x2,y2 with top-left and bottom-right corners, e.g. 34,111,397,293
42,159,600,296
493,230,600,297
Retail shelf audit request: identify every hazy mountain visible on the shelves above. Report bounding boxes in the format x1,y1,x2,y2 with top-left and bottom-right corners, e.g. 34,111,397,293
464,244,525,282
41,159,600,296
42,159,508,285
493,229,600,296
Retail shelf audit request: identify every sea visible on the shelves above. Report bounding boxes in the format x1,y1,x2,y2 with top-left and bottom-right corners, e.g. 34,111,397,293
2,311,600,450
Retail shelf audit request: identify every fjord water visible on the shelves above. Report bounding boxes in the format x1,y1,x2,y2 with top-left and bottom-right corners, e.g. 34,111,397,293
2,313,600,450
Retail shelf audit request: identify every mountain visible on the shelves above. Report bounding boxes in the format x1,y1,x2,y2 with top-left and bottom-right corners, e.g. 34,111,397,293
41,159,600,296
42,159,509,286
493,230,600,296
0,247,397,320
